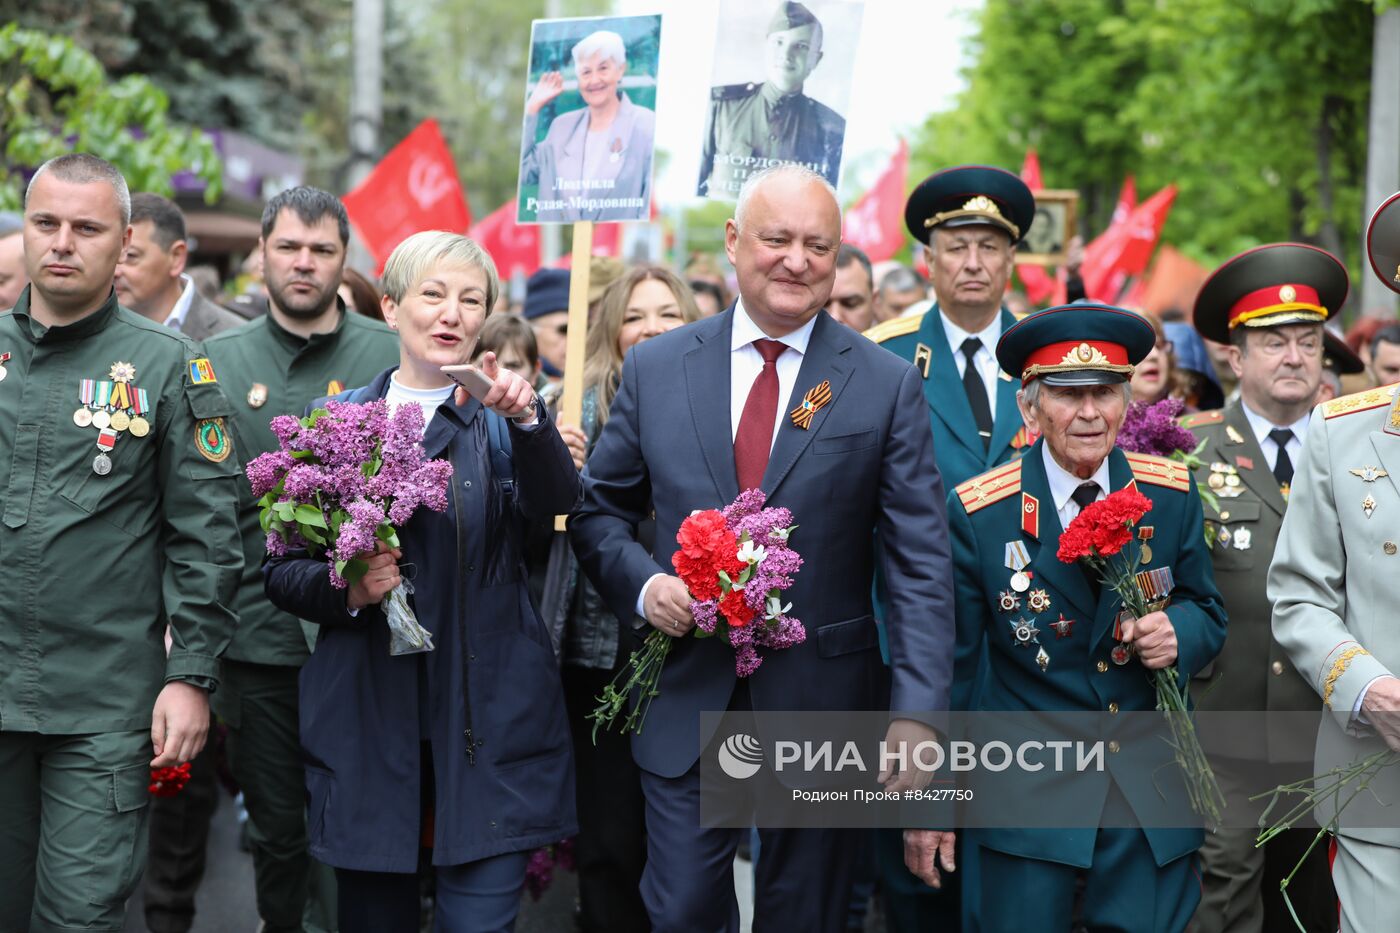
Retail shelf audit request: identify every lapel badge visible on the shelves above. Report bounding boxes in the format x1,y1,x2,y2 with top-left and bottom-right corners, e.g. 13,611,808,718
1049,614,1073,638
1027,588,1051,614
1232,527,1252,550
1235,455,1254,471
789,379,832,430
1350,465,1389,483
1036,646,1050,672
1226,425,1246,445
1137,526,1154,565
1363,494,1377,519
327,379,345,395
997,590,1022,613
247,383,269,409
609,136,624,163
913,343,932,379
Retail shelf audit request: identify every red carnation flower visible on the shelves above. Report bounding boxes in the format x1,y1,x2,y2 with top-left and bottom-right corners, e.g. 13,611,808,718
1058,488,1153,562
719,588,754,628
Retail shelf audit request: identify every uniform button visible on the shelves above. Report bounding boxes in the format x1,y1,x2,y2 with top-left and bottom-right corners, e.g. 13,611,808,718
1097,661,1109,673
464,480,472,489
1108,702,1119,714
1219,510,1230,521
1108,740,1120,754
467,564,475,572
1386,541,1397,555
1271,661,1284,675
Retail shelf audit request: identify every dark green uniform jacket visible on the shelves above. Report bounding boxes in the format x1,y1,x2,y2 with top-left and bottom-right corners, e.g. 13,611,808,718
697,81,845,197
202,308,399,667
0,287,242,733
1185,403,1318,763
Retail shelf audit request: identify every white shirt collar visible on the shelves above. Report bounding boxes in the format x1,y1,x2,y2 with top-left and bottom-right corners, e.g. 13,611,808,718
1042,442,1113,515
163,275,197,331
940,309,1002,358
730,297,817,356
1239,399,1309,447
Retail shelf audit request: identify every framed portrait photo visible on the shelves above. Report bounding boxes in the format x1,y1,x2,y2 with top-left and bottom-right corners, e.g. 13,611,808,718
1016,189,1079,266
516,14,663,225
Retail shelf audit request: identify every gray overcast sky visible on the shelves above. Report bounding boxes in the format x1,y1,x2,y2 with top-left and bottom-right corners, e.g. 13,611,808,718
613,0,979,204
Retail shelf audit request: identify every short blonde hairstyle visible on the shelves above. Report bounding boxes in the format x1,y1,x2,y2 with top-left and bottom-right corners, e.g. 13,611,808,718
380,231,500,311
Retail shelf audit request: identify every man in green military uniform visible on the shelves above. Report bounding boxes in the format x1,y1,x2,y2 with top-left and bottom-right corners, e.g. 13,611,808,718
202,187,399,933
1183,243,1347,932
696,1,845,198
906,304,1227,931
0,153,242,931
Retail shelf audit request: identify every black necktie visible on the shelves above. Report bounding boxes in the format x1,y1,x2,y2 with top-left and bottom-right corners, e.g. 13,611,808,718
1268,428,1294,486
1071,483,1102,596
961,337,993,450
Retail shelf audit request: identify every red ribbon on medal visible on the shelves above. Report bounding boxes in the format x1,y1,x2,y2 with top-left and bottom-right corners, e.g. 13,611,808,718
97,428,117,452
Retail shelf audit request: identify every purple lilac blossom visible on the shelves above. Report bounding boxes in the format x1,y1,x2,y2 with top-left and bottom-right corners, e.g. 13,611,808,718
1117,398,1198,458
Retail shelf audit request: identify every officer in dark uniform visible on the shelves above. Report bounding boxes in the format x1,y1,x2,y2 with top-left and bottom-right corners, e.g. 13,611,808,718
905,304,1227,931
1184,243,1347,933
0,154,242,931
697,1,846,197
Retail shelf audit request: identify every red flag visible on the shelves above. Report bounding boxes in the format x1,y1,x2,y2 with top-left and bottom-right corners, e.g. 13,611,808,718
342,119,472,273
842,140,909,263
1016,148,1056,304
1079,184,1175,302
469,200,540,281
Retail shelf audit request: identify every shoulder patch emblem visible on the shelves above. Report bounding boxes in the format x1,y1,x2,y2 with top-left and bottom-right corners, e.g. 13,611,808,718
956,459,1023,513
1123,451,1191,492
195,417,232,463
188,358,218,385
1179,409,1223,429
864,315,921,344
1323,383,1398,420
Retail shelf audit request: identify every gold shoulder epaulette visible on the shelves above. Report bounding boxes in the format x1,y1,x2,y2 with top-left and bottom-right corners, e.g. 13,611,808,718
1322,383,1398,420
956,459,1023,513
1124,451,1191,492
1179,409,1223,429
863,315,920,344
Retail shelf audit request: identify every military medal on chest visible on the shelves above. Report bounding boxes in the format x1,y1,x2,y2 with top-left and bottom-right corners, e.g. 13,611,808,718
1005,541,1033,592
74,360,153,473
0,351,9,382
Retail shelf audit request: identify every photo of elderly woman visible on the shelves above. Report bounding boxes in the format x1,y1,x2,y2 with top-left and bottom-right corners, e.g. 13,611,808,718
517,15,662,224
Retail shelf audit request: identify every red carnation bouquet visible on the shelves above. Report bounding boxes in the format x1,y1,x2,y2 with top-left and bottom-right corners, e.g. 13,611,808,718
1058,487,1224,822
149,763,192,798
589,489,804,740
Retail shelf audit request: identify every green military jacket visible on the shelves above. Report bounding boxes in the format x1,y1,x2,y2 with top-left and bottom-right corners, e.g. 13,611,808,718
1184,401,1317,763
696,81,845,198
0,288,242,734
203,307,399,668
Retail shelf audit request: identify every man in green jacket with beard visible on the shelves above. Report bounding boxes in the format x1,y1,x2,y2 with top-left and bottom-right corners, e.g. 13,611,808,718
202,186,399,932
0,153,242,931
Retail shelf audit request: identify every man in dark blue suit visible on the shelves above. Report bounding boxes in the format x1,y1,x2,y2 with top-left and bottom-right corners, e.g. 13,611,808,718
571,164,956,932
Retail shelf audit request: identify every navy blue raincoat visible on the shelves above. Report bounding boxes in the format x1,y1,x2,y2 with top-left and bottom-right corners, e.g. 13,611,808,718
263,368,581,871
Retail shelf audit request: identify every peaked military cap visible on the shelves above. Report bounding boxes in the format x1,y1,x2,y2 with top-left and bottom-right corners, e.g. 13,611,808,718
997,303,1155,387
1323,329,1365,376
769,1,819,33
904,165,1036,246
1367,191,1400,295
1193,243,1348,344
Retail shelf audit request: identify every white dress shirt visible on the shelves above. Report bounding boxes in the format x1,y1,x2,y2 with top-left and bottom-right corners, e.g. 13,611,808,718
941,310,1004,421
385,373,455,434
1043,443,1112,529
1239,401,1308,475
636,302,818,616
162,275,197,332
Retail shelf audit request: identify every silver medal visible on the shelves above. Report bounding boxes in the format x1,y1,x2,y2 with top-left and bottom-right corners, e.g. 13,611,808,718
92,452,112,475
1011,571,1031,593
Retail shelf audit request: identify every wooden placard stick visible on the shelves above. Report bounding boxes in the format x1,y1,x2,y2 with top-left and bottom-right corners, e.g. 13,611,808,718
554,220,593,531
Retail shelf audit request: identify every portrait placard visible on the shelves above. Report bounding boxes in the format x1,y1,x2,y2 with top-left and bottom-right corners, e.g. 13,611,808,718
517,14,662,225
1017,190,1079,266
697,0,864,200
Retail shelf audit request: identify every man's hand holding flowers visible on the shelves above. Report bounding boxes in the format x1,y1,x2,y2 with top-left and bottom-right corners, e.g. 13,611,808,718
346,540,404,612
644,575,696,637
1116,610,1178,669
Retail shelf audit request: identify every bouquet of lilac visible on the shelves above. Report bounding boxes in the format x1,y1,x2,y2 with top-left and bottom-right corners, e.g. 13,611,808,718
1117,398,1218,544
589,488,805,739
246,399,454,655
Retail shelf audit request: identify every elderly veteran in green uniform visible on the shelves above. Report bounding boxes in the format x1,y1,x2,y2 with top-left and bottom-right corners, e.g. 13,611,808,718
201,187,399,933
696,1,845,198
1269,193,1400,933
867,165,1040,488
0,153,242,932
866,165,1038,931
905,304,1227,932
1182,243,1346,933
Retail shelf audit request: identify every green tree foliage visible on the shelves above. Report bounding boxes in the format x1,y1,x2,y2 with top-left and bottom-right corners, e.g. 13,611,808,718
0,24,221,210
913,0,1375,275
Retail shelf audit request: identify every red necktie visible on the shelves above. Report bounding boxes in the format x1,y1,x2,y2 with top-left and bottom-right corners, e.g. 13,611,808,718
734,338,788,492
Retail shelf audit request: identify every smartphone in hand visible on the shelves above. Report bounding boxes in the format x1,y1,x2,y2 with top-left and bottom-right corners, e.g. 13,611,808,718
440,364,495,402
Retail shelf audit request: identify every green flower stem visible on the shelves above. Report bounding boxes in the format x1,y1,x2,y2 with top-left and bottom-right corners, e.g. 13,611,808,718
588,630,674,743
